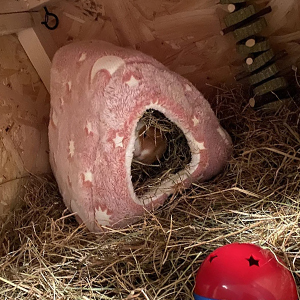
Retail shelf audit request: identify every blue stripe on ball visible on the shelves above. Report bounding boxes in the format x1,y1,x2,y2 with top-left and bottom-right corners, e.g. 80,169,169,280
193,294,217,300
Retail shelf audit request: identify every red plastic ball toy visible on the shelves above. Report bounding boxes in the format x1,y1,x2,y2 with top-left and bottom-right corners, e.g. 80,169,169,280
194,243,298,300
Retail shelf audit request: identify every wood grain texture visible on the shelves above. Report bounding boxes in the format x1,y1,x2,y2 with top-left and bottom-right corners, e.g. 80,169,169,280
45,0,300,96
0,35,51,219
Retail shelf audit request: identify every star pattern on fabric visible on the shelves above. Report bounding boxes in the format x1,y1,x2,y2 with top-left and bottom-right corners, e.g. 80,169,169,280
185,84,192,91
69,140,75,157
79,52,87,61
113,133,124,148
196,141,206,150
85,121,93,135
125,75,139,87
192,116,200,126
95,207,111,226
83,171,93,182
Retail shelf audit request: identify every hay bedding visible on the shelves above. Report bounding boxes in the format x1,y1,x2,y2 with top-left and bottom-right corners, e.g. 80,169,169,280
1,86,300,299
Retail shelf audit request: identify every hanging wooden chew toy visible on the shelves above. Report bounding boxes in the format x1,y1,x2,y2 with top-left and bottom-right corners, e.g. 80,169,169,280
220,0,297,108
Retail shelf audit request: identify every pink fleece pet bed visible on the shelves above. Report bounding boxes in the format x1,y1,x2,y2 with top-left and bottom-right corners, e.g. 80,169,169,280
49,40,232,231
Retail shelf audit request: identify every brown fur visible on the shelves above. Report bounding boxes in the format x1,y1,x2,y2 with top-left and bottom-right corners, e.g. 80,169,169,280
134,125,167,164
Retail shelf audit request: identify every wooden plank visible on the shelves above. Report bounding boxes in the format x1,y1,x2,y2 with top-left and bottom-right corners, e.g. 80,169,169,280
17,11,58,93
0,0,56,13
31,12,58,60
18,27,52,92
248,63,279,85
237,39,270,55
253,77,288,96
244,49,275,73
0,13,33,35
224,5,256,28
233,17,267,42
221,6,272,35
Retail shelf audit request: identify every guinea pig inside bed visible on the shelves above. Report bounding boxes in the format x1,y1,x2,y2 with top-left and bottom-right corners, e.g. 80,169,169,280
131,109,192,197
49,40,232,231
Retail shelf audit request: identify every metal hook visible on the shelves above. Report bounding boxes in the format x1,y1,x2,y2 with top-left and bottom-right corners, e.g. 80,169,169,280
41,7,59,30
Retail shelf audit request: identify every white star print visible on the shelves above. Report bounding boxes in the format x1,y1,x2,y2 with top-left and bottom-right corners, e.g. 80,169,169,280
79,52,87,62
125,75,139,87
52,110,58,126
85,121,92,134
83,171,93,182
113,133,124,148
192,116,200,126
95,207,111,226
196,141,206,150
185,84,192,91
69,140,75,157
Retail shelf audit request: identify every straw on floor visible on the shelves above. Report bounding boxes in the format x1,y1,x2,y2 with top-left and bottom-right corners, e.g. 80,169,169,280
0,85,299,300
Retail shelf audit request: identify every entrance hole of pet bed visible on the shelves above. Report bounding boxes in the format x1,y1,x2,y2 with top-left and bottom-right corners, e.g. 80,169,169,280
131,109,192,197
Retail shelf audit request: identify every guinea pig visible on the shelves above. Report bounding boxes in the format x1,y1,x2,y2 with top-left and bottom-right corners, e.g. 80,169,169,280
133,121,167,164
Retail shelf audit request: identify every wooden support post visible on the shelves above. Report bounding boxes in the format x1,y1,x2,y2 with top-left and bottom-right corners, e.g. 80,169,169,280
30,12,58,60
17,12,58,93
18,28,52,92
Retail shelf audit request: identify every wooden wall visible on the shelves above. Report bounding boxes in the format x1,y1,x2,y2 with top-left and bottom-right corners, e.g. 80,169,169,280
0,35,51,218
48,0,300,98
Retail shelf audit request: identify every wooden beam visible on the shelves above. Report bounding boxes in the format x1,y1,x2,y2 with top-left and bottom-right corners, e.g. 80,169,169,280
17,12,58,93
30,12,58,60
18,27,52,92
0,0,56,13
0,13,33,35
